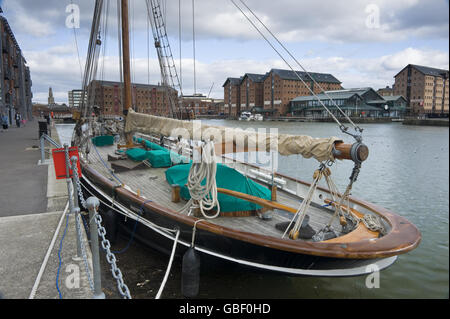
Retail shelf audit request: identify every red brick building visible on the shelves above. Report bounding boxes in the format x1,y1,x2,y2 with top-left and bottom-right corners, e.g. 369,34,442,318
263,69,342,116
393,64,449,115
239,73,265,113
223,77,241,117
88,80,178,118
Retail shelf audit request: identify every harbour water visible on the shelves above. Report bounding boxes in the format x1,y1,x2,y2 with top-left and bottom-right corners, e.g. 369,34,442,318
56,121,449,298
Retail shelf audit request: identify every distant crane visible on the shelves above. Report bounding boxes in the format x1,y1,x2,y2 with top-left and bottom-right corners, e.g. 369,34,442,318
207,82,215,98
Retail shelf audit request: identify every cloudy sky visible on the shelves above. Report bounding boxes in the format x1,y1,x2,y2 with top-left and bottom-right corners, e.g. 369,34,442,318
1,0,449,104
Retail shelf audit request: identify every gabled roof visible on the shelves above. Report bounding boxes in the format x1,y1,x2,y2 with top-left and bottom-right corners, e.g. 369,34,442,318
383,95,407,102
271,68,341,84
292,87,386,103
328,87,385,100
240,73,266,84
394,64,449,78
292,92,361,102
222,77,242,87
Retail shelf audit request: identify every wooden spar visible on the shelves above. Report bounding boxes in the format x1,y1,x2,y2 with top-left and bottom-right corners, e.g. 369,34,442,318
121,0,132,113
217,187,298,214
118,0,134,148
218,188,379,243
215,140,369,162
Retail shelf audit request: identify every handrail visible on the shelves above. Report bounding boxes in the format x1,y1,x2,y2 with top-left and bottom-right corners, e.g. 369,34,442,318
39,133,61,164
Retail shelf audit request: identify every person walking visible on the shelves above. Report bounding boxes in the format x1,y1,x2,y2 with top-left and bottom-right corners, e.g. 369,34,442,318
15,112,21,128
1,113,9,132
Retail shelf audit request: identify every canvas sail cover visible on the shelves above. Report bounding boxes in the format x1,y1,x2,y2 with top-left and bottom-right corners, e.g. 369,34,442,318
125,109,342,162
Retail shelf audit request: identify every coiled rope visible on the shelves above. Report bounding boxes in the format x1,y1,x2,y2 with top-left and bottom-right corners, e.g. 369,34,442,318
180,141,220,219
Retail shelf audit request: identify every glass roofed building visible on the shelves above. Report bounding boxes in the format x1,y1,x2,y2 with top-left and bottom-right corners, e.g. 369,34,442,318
290,88,407,118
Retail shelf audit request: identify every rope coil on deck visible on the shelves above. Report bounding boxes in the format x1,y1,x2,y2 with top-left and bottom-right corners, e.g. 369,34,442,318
180,140,221,219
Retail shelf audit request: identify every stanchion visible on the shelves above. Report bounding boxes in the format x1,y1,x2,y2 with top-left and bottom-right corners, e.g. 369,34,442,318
86,197,106,299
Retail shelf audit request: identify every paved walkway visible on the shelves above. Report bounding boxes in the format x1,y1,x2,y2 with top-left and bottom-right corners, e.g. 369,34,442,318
0,120,94,299
0,120,48,217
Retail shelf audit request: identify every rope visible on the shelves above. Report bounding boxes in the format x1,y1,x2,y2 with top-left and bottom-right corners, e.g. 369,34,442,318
155,229,180,299
56,212,71,299
282,164,325,239
70,0,84,85
192,0,197,94
29,201,70,299
91,140,123,185
111,199,153,254
180,141,220,219
229,0,363,139
179,0,183,91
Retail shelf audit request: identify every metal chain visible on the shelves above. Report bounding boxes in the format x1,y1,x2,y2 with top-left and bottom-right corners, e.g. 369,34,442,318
74,213,95,292
72,160,87,209
72,157,131,298
94,213,132,299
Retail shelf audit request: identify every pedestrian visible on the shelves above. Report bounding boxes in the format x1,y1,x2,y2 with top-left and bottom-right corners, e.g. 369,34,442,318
15,112,21,128
1,113,9,132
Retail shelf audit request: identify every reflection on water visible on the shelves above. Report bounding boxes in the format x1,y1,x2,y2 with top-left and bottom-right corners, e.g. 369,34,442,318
56,121,449,298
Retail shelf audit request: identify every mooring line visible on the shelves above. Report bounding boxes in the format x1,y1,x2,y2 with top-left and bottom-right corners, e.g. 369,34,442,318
29,201,70,299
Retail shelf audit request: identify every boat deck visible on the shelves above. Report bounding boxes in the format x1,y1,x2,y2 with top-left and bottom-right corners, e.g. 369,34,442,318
88,143,341,240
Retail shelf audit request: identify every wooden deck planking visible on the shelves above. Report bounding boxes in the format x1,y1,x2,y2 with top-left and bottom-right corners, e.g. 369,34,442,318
88,144,342,240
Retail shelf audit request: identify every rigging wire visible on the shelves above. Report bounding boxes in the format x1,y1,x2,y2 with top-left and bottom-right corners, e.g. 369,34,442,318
147,6,150,85
237,0,362,134
230,0,363,140
100,0,110,84
70,0,84,86
80,0,104,118
179,0,183,92
192,0,197,95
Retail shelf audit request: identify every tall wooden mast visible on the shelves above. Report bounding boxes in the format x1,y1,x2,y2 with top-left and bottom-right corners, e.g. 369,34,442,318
121,0,132,113
118,0,134,149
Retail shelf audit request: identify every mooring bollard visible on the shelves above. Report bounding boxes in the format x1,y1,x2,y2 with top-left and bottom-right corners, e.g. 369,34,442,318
40,135,46,164
86,196,106,299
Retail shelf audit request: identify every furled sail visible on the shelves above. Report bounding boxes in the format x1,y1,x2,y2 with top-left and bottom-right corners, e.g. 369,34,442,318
124,109,342,162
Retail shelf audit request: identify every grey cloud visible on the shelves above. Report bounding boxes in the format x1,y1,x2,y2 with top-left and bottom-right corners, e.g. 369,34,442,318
3,0,448,42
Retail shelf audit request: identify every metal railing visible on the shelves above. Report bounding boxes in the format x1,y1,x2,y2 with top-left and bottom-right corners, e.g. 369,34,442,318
39,133,61,164
47,140,132,299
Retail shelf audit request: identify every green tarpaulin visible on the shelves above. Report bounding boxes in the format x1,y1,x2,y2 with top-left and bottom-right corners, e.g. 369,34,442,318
92,135,114,147
165,163,271,212
126,148,149,161
147,150,172,168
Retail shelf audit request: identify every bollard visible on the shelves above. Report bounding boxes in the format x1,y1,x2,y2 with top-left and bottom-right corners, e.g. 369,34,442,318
86,196,106,299
40,135,46,164
70,156,82,260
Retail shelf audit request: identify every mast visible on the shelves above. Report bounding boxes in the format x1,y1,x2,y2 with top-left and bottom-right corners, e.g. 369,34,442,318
121,0,132,114
117,0,135,149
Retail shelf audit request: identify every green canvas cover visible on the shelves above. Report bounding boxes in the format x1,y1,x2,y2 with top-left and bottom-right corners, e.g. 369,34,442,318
126,148,149,161
147,150,172,168
92,135,114,147
144,140,167,152
165,163,271,212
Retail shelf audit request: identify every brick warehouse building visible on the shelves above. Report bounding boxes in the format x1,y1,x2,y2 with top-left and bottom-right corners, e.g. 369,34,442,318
263,69,342,116
224,69,342,118
239,73,265,113
223,77,241,117
393,64,449,115
88,80,178,118
0,11,33,124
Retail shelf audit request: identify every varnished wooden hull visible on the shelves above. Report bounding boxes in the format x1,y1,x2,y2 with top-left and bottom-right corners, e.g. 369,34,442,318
79,162,417,276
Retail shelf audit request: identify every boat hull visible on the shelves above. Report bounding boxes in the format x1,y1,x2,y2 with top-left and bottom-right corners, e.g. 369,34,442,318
80,172,397,277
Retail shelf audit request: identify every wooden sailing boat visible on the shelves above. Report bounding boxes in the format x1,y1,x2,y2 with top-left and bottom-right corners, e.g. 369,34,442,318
74,0,421,280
